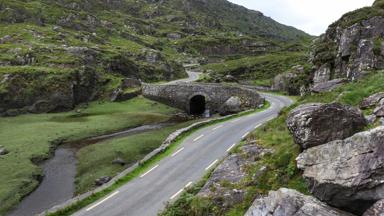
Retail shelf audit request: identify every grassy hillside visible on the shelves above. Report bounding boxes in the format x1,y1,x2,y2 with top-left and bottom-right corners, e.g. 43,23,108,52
202,52,309,86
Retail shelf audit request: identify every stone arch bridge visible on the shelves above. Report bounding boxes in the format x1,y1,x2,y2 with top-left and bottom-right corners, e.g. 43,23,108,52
142,83,264,115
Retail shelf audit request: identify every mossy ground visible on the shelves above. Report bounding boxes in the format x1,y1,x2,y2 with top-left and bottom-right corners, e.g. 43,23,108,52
0,96,180,215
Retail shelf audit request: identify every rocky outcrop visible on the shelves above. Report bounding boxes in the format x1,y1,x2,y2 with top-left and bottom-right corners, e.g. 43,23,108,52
360,92,384,109
245,188,354,216
272,65,308,95
363,199,384,216
0,68,100,116
296,127,384,214
198,144,270,209
286,103,367,149
311,78,347,93
311,3,384,85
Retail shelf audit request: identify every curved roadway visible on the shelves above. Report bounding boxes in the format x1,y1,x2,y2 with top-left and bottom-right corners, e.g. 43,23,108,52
73,93,293,216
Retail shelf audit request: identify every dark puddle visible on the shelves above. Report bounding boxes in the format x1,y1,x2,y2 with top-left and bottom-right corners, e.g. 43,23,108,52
8,122,175,216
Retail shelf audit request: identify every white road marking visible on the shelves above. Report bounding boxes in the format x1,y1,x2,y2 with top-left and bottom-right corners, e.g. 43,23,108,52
86,191,119,211
171,147,184,157
140,164,159,178
212,125,223,131
231,119,240,123
226,143,237,152
205,159,219,171
170,182,193,200
254,123,262,129
193,134,204,142
185,181,193,187
242,132,250,139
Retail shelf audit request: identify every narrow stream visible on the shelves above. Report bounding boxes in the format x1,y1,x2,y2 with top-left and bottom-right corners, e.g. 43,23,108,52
8,123,174,216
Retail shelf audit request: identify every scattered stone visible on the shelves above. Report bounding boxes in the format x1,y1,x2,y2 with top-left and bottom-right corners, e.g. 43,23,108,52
95,176,112,186
374,106,384,117
198,144,268,209
296,127,384,214
223,75,238,82
286,103,367,149
366,114,377,124
0,35,12,44
219,96,242,115
112,157,126,166
311,78,347,93
166,33,182,40
363,200,384,216
0,146,9,155
360,92,384,109
245,188,354,216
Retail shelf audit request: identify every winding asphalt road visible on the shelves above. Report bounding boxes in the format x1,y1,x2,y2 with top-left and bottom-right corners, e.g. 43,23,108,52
73,93,293,216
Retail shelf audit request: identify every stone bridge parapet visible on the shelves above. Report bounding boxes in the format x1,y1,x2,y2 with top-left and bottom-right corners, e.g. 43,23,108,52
142,83,264,115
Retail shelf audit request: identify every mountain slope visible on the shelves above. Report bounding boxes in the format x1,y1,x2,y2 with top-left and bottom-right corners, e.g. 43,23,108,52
0,0,310,116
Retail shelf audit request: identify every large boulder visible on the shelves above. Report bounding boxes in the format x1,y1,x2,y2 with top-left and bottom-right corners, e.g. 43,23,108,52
297,127,384,214
219,96,242,115
287,103,367,149
363,199,384,216
245,188,354,216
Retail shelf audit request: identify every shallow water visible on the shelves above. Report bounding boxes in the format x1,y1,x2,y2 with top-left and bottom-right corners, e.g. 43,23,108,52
8,147,76,216
8,122,174,216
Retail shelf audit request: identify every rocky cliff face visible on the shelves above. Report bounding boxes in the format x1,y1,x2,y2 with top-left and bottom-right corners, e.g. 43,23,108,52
311,1,384,86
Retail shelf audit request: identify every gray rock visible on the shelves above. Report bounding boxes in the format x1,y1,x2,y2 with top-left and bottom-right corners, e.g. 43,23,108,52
112,157,126,166
0,146,9,155
219,96,242,115
363,199,384,216
0,35,12,44
245,188,354,216
95,176,111,186
313,63,331,84
297,127,384,214
167,33,182,40
313,16,384,84
198,144,267,209
366,114,377,124
287,103,367,149
360,92,384,109
272,72,297,91
374,106,384,117
311,78,347,93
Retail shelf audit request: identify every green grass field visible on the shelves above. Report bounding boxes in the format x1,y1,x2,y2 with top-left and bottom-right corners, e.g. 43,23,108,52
0,96,179,215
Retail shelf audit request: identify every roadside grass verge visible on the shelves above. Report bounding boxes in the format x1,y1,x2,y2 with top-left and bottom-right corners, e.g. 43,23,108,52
159,70,384,216
46,102,270,216
75,121,196,194
0,97,178,215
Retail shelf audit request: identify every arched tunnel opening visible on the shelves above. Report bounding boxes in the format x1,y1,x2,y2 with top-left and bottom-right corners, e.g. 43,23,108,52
189,95,206,115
